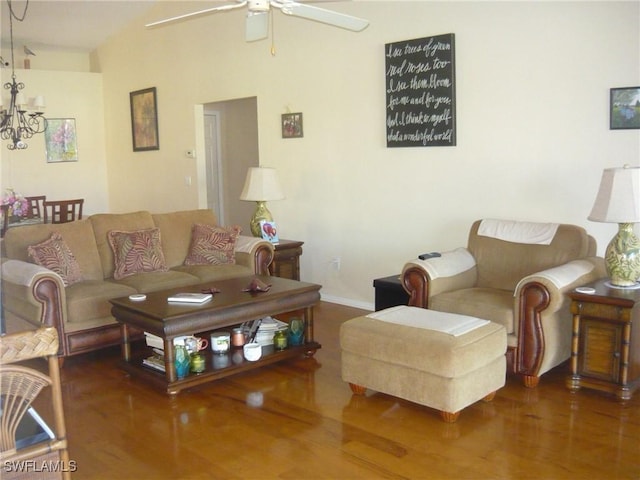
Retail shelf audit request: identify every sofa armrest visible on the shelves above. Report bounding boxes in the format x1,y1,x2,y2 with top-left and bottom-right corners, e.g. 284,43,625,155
234,236,274,276
512,257,606,381
1,260,67,356
401,248,477,307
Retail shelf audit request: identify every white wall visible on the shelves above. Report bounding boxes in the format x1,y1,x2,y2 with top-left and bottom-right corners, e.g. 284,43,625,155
0,69,108,215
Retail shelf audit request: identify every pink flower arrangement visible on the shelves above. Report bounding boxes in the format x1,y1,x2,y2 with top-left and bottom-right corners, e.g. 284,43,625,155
2,188,29,218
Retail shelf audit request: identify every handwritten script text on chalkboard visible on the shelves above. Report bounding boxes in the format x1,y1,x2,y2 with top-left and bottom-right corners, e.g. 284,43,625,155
385,33,456,148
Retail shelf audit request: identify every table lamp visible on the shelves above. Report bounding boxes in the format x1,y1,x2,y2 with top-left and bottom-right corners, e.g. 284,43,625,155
588,164,640,288
239,167,285,237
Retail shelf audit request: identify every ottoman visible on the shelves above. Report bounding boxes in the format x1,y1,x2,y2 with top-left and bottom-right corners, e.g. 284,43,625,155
340,306,507,422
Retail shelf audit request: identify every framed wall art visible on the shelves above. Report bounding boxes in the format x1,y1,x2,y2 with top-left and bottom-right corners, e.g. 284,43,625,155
130,87,159,151
385,33,456,147
45,118,78,162
282,112,303,138
610,86,640,130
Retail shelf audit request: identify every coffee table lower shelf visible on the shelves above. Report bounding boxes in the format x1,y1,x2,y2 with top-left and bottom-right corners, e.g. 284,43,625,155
121,341,321,395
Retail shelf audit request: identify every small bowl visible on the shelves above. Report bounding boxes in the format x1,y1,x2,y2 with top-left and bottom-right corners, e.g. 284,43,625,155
243,343,262,361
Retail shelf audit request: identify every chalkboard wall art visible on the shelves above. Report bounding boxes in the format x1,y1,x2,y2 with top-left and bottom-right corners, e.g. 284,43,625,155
385,33,456,147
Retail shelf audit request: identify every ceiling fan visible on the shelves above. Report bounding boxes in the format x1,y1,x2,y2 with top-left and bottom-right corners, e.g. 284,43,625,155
145,0,369,42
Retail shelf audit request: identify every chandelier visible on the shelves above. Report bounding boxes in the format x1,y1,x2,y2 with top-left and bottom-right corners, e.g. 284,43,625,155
0,0,47,150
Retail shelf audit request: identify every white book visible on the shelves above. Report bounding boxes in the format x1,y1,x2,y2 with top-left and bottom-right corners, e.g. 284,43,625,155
144,332,164,350
167,293,213,304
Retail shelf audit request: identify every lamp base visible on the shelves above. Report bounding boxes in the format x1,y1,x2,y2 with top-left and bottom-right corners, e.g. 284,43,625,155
250,201,273,237
604,223,640,287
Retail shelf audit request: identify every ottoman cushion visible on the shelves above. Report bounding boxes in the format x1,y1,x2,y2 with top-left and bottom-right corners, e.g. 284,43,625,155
340,306,507,378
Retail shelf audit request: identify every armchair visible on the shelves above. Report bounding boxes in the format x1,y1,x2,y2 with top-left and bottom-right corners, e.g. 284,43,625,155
402,219,605,387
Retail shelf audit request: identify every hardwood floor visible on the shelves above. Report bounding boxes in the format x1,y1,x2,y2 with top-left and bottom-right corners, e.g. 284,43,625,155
29,302,639,479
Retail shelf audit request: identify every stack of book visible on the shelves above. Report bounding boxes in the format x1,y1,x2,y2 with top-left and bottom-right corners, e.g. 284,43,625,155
255,317,288,346
142,354,165,372
143,333,165,372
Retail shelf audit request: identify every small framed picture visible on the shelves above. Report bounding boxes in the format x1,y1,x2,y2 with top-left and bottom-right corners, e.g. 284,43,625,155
259,220,279,244
610,86,640,130
130,87,160,151
281,112,303,138
45,118,78,162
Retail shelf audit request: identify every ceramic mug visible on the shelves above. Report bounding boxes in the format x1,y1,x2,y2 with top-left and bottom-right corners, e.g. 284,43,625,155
174,335,208,354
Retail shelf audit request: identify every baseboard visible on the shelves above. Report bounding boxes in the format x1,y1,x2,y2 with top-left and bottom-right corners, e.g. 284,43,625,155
320,293,373,312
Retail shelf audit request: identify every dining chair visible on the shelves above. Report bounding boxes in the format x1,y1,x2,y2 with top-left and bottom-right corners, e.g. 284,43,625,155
25,195,46,219
1,204,9,237
43,199,84,224
0,327,71,479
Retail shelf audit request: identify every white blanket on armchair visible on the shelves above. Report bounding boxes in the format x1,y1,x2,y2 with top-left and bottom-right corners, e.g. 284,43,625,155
478,219,559,245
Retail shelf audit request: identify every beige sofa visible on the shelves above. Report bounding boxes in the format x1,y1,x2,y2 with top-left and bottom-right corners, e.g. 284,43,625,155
402,219,606,387
1,209,274,359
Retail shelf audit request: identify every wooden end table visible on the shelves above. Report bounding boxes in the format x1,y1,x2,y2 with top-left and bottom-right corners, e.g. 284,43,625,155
110,275,321,395
269,239,303,280
567,279,640,401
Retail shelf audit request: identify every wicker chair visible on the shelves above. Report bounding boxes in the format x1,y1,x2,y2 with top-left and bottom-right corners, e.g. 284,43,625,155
0,327,71,479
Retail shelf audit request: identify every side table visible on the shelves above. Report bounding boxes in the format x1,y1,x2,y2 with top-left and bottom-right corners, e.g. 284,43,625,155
373,274,410,311
269,239,303,280
567,279,640,401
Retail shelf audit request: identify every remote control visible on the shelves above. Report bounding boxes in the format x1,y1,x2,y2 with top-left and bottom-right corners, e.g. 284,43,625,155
418,252,441,260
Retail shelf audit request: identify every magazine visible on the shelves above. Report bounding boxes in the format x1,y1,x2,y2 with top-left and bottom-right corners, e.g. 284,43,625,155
167,293,213,304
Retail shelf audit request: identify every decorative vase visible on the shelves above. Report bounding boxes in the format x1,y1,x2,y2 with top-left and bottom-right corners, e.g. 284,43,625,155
288,318,305,346
605,223,640,287
174,344,191,379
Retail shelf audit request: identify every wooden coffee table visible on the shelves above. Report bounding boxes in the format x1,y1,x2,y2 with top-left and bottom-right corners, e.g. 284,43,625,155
110,275,321,395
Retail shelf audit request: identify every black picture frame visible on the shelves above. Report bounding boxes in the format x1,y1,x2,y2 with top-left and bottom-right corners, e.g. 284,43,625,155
282,113,303,138
130,87,159,151
385,33,456,147
610,86,640,130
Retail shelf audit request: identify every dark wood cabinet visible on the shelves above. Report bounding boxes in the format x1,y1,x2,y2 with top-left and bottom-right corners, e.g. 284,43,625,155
567,279,640,401
269,240,303,280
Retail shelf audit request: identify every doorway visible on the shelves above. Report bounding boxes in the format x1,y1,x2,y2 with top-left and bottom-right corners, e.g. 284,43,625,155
196,97,259,233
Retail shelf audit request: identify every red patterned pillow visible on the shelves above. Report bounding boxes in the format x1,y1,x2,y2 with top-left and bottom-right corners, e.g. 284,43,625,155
108,228,168,280
27,233,82,286
184,224,241,266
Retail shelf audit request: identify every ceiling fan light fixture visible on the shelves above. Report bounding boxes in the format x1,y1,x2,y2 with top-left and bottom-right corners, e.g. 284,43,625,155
246,10,269,42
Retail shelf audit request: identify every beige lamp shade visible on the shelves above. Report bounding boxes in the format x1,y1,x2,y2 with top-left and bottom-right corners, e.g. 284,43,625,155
588,165,640,223
588,165,640,287
240,167,284,237
240,167,285,202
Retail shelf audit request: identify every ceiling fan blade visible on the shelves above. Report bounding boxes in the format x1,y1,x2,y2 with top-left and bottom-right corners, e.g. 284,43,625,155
276,1,369,32
246,11,269,42
145,1,248,28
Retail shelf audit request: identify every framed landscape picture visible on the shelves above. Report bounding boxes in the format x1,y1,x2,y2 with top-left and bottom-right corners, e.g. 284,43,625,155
610,86,640,130
130,87,159,151
45,118,78,162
